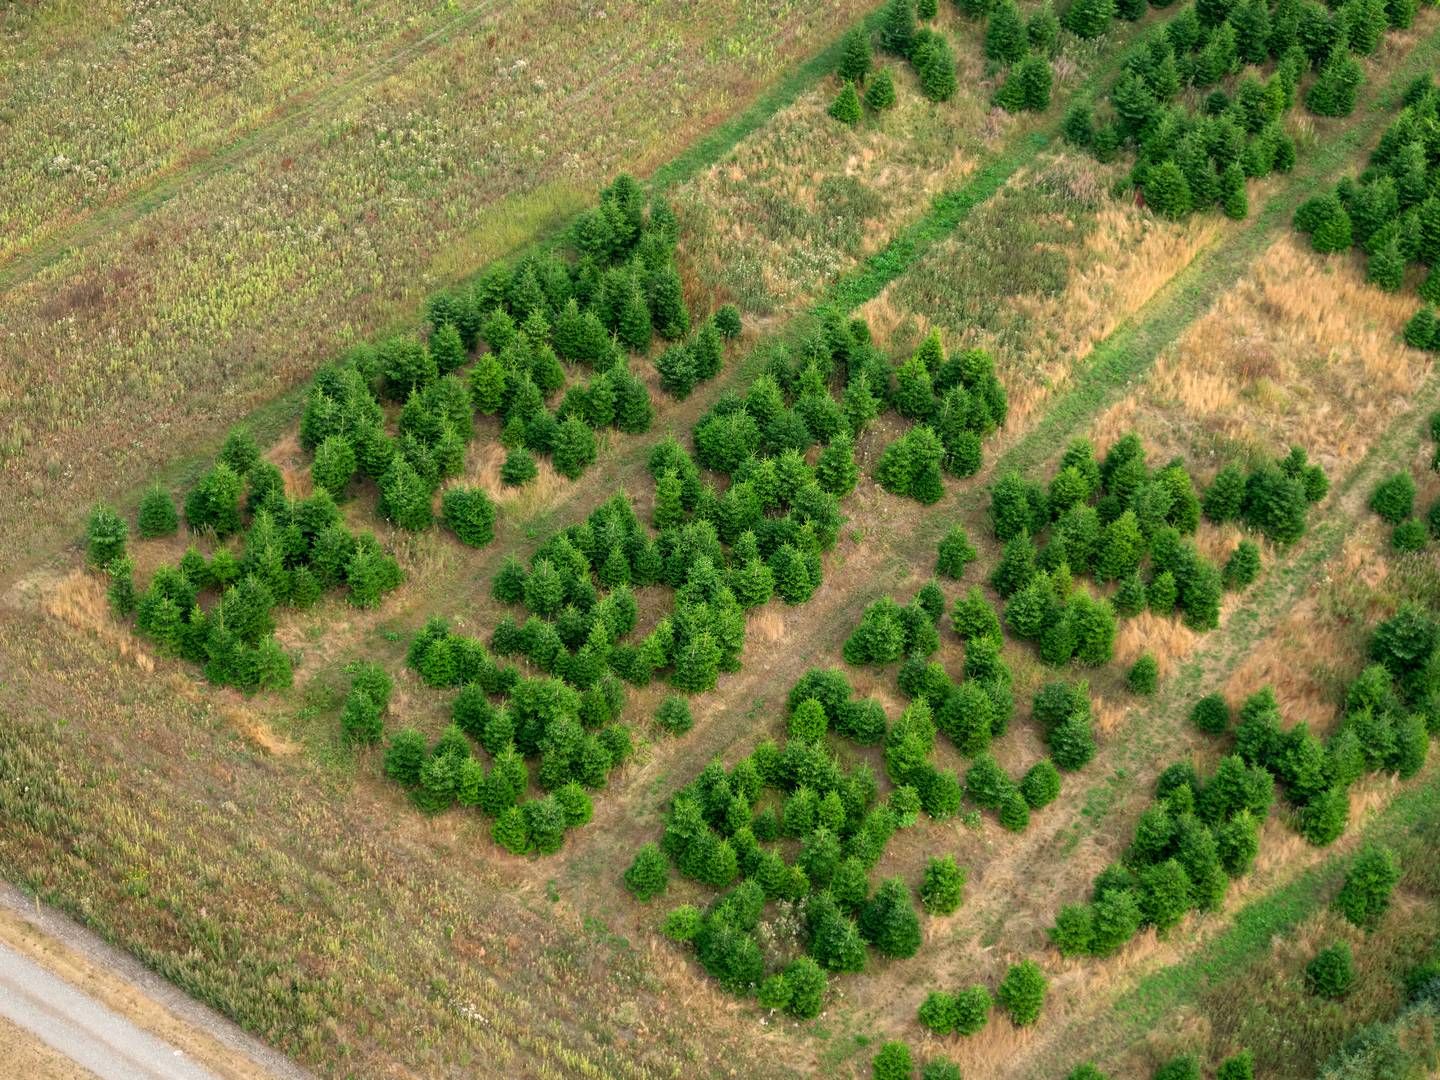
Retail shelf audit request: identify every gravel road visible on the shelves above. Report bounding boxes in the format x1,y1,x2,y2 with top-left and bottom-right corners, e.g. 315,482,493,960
0,939,217,1079
0,883,310,1080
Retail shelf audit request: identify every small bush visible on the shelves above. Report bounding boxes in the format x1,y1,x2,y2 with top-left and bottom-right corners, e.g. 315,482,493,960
625,843,670,900
1190,693,1230,735
872,1042,913,1080
137,486,179,538
1306,942,1356,999
996,959,1047,1026
1127,654,1159,695
920,855,967,914
1334,845,1400,929
1370,472,1416,524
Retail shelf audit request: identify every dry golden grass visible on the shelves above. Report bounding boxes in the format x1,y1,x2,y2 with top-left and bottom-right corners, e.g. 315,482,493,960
1093,233,1431,476
1003,197,1226,431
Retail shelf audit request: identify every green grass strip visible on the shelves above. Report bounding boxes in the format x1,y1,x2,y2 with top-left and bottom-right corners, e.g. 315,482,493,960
1117,763,1440,1029
823,133,1051,312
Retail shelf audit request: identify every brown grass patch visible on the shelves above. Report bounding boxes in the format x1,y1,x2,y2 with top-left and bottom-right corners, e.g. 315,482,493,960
1005,197,1224,430
1114,610,1202,674
1092,233,1430,476
35,568,155,674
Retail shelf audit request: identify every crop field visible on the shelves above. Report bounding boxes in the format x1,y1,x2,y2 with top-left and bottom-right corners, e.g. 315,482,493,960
4,1,1440,1078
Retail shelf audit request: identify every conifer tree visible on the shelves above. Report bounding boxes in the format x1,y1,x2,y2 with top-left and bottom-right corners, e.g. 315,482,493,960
865,67,898,110
692,322,724,382
996,959,1047,1025
1144,161,1192,220
1028,2,1061,49
859,878,923,957
624,842,670,900
1334,845,1400,929
656,344,698,398
86,504,128,568
312,435,357,499
997,54,1052,111
839,26,873,82
816,433,860,497
985,0,1028,63
106,556,137,617
552,417,597,479
379,456,433,530
936,525,977,578
429,322,466,374
137,486,179,538
441,487,496,547
500,447,538,487
384,728,427,787
1062,0,1115,37
1367,238,1406,291
829,82,863,126
914,34,957,102
647,264,690,340
879,0,918,55
1404,307,1438,350
770,544,816,604
1222,539,1261,589
713,304,742,339
614,276,653,353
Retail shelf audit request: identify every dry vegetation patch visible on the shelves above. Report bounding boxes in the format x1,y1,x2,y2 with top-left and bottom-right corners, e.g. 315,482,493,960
1093,233,1432,478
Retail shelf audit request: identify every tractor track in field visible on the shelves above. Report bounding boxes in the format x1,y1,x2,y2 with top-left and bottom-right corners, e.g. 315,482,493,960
0,0,506,294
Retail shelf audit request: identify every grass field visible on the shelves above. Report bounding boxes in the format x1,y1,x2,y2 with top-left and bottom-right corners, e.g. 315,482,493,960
0,0,878,567
4,2,1440,1078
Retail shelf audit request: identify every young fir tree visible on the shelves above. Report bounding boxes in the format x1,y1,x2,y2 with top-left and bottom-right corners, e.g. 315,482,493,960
914,35,957,102
865,67,898,110
312,435,357,499
106,556,137,617
1404,307,1438,350
985,0,1028,63
86,504,128,568
1062,0,1115,37
997,54,1052,111
816,433,860,497
879,0,917,56
441,487,496,547
137,486,179,538
829,82,863,126
936,524,977,578
500,447,538,487
838,26,873,82
624,843,670,900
